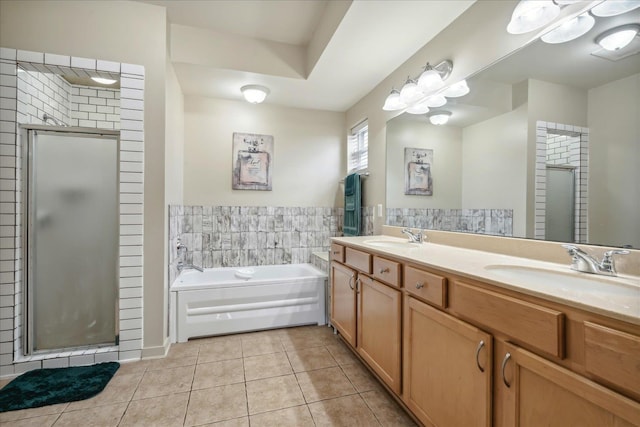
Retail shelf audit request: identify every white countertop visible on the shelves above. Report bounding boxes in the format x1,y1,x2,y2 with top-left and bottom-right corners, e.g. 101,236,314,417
332,235,640,326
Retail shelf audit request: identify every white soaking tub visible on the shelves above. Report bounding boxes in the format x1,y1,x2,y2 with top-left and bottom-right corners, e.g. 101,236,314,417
169,263,327,342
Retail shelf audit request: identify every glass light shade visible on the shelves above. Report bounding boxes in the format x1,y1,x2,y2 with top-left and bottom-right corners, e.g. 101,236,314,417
382,90,407,111
507,0,561,34
91,77,117,85
241,85,270,103
443,80,470,98
596,25,639,51
417,68,444,92
429,112,452,125
541,13,595,44
591,0,640,17
406,101,430,115
424,94,447,108
400,79,423,104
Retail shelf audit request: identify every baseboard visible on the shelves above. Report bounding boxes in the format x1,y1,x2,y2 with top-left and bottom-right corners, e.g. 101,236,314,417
141,337,170,359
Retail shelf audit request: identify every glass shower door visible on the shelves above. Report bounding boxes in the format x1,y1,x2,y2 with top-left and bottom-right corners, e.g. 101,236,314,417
27,129,118,352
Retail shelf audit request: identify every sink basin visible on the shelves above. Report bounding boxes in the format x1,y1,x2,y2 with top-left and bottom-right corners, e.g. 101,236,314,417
363,239,420,249
483,265,640,310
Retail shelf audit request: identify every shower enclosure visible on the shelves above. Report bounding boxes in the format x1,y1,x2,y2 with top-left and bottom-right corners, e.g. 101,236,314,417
21,125,120,354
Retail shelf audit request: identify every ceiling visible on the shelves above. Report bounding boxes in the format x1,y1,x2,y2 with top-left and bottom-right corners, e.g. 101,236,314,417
138,0,476,112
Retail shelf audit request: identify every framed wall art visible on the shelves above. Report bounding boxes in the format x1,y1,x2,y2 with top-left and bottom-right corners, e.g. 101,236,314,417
232,132,273,191
404,147,433,196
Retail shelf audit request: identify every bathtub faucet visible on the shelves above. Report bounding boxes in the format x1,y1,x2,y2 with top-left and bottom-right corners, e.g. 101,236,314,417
176,239,204,272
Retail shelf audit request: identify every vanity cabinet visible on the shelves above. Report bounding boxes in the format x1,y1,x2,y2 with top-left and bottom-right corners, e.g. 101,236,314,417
403,295,492,427
496,341,640,427
330,261,357,347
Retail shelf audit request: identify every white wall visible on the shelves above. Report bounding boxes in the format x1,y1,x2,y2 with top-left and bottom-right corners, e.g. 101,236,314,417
386,118,462,209
0,0,169,353
183,96,345,207
462,104,528,236
588,73,640,248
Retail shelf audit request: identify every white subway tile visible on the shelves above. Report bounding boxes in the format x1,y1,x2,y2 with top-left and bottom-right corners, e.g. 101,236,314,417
120,287,142,299
120,151,143,163
120,77,144,90
121,183,143,194
120,99,143,111
120,245,143,256
120,308,142,321
120,225,143,236
95,351,118,363
120,215,143,225
89,97,106,106
17,50,44,63
120,119,143,131
118,339,142,351
120,108,143,121
69,354,94,366
121,141,143,152
14,360,42,373
118,350,141,361
121,130,143,142
119,277,143,289
120,172,143,183
0,48,17,61
96,60,120,73
44,53,70,67
43,357,70,368
119,328,142,341
121,63,144,76
71,56,96,70
78,119,97,128
119,318,142,331
120,88,143,101
119,193,143,204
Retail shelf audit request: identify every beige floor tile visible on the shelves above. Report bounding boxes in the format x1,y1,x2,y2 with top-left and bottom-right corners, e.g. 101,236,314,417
54,402,127,427
1,414,59,427
0,377,12,389
243,352,293,381
116,360,150,376
287,347,337,372
296,366,357,403
341,362,383,393
132,365,194,400
326,342,359,365
192,358,244,390
198,338,243,364
249,405,315,427
238,329,285,341
66,372,143,411
0,403,67,423
281,330,337,351
193,334,242,346
241,336,284,357
119,391,189,427
308,394,381,427
147,354,198,371
246,374,305,415
184,383,248,426
361,390,417,427
199,416,249,426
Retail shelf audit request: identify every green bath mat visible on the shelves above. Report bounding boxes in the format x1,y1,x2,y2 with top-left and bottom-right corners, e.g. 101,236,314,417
0,362,119,412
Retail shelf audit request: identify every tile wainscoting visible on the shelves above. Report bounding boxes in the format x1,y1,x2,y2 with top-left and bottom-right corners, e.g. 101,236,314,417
386,208,513,237
169,205,374,285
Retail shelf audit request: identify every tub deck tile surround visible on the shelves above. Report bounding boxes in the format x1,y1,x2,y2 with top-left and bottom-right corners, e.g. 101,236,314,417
0,326,417,426
0,47,145,376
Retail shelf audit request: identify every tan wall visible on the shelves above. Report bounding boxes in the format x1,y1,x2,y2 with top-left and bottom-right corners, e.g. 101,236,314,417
0,0,169,351
183,96,345,207
588,73,640,248
462,104,528,236
386,118,462,209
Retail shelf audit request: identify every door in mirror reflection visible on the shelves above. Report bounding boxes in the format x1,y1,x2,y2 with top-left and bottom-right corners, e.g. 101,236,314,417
545,166,575,243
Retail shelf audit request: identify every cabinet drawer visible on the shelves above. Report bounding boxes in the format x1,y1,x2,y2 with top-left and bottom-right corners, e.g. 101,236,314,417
450,282,565,358
330,243,344,263
345,247,372,273
584,321,640,399
373,256,401,288
404,265,447,308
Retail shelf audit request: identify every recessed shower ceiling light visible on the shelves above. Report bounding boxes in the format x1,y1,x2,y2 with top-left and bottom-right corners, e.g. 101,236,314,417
596,24,640,51
91,77,117,85
591,0,640,17
507,0,561,34
241,85,270,104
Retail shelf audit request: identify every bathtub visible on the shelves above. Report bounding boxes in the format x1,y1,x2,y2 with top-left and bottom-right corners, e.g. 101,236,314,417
169,263,327,342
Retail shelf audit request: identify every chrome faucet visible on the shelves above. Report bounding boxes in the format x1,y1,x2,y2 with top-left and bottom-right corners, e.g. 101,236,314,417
562,245,629,276
176,239,204,272
402,228,425,243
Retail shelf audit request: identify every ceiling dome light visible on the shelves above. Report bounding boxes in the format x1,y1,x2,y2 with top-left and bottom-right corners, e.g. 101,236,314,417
541,13,595,44
442,80,470,98
507,0,561,34
428,111,452,126
596,24,640,51
417,67,444,92
406,100,430,115
400,78,423,105
382,89,407,111
424,94,447,108
241,85,270,104
591,0,640,17
91,77,117,85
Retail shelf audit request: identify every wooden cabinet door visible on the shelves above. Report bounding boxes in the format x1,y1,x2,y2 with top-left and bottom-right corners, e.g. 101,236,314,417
330,261,357,347
357,275,402,394
497,342,640,427
403,296,492,427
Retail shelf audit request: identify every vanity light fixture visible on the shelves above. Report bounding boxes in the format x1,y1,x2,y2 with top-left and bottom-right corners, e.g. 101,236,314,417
399,77,423,105
590,0,640,17
595,24,640,51
241,84,270,104
428,111,452,125
91,77,117,85
541,13,595,44
382,89,407,111
406,100,430,115
507,0,561,35
424,94,447,108
442,79,470,98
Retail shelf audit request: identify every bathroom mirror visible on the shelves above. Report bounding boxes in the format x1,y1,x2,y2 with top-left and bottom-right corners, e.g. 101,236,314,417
385,10,640,249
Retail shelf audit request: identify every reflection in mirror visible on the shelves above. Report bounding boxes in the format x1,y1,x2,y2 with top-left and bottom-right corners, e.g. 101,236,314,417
385,9,639,249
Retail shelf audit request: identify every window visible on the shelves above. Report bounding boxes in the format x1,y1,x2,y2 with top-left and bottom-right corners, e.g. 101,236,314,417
348,119,368,174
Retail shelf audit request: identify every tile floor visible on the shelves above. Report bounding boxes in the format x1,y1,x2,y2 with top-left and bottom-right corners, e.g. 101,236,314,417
0,325,417,426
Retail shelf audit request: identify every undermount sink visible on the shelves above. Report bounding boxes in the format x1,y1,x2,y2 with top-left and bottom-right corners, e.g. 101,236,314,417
484,264,639,300
363,239,421,249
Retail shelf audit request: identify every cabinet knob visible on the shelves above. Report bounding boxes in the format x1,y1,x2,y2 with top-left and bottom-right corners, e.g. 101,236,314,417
332,251,340,255
379,267,390,274
415,282,424,289
475,340,485,373
501,352,512,388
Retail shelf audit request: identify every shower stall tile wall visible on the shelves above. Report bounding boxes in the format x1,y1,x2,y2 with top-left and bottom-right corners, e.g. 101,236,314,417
0,47,144,377
386,208,514,236
168,205,375,285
